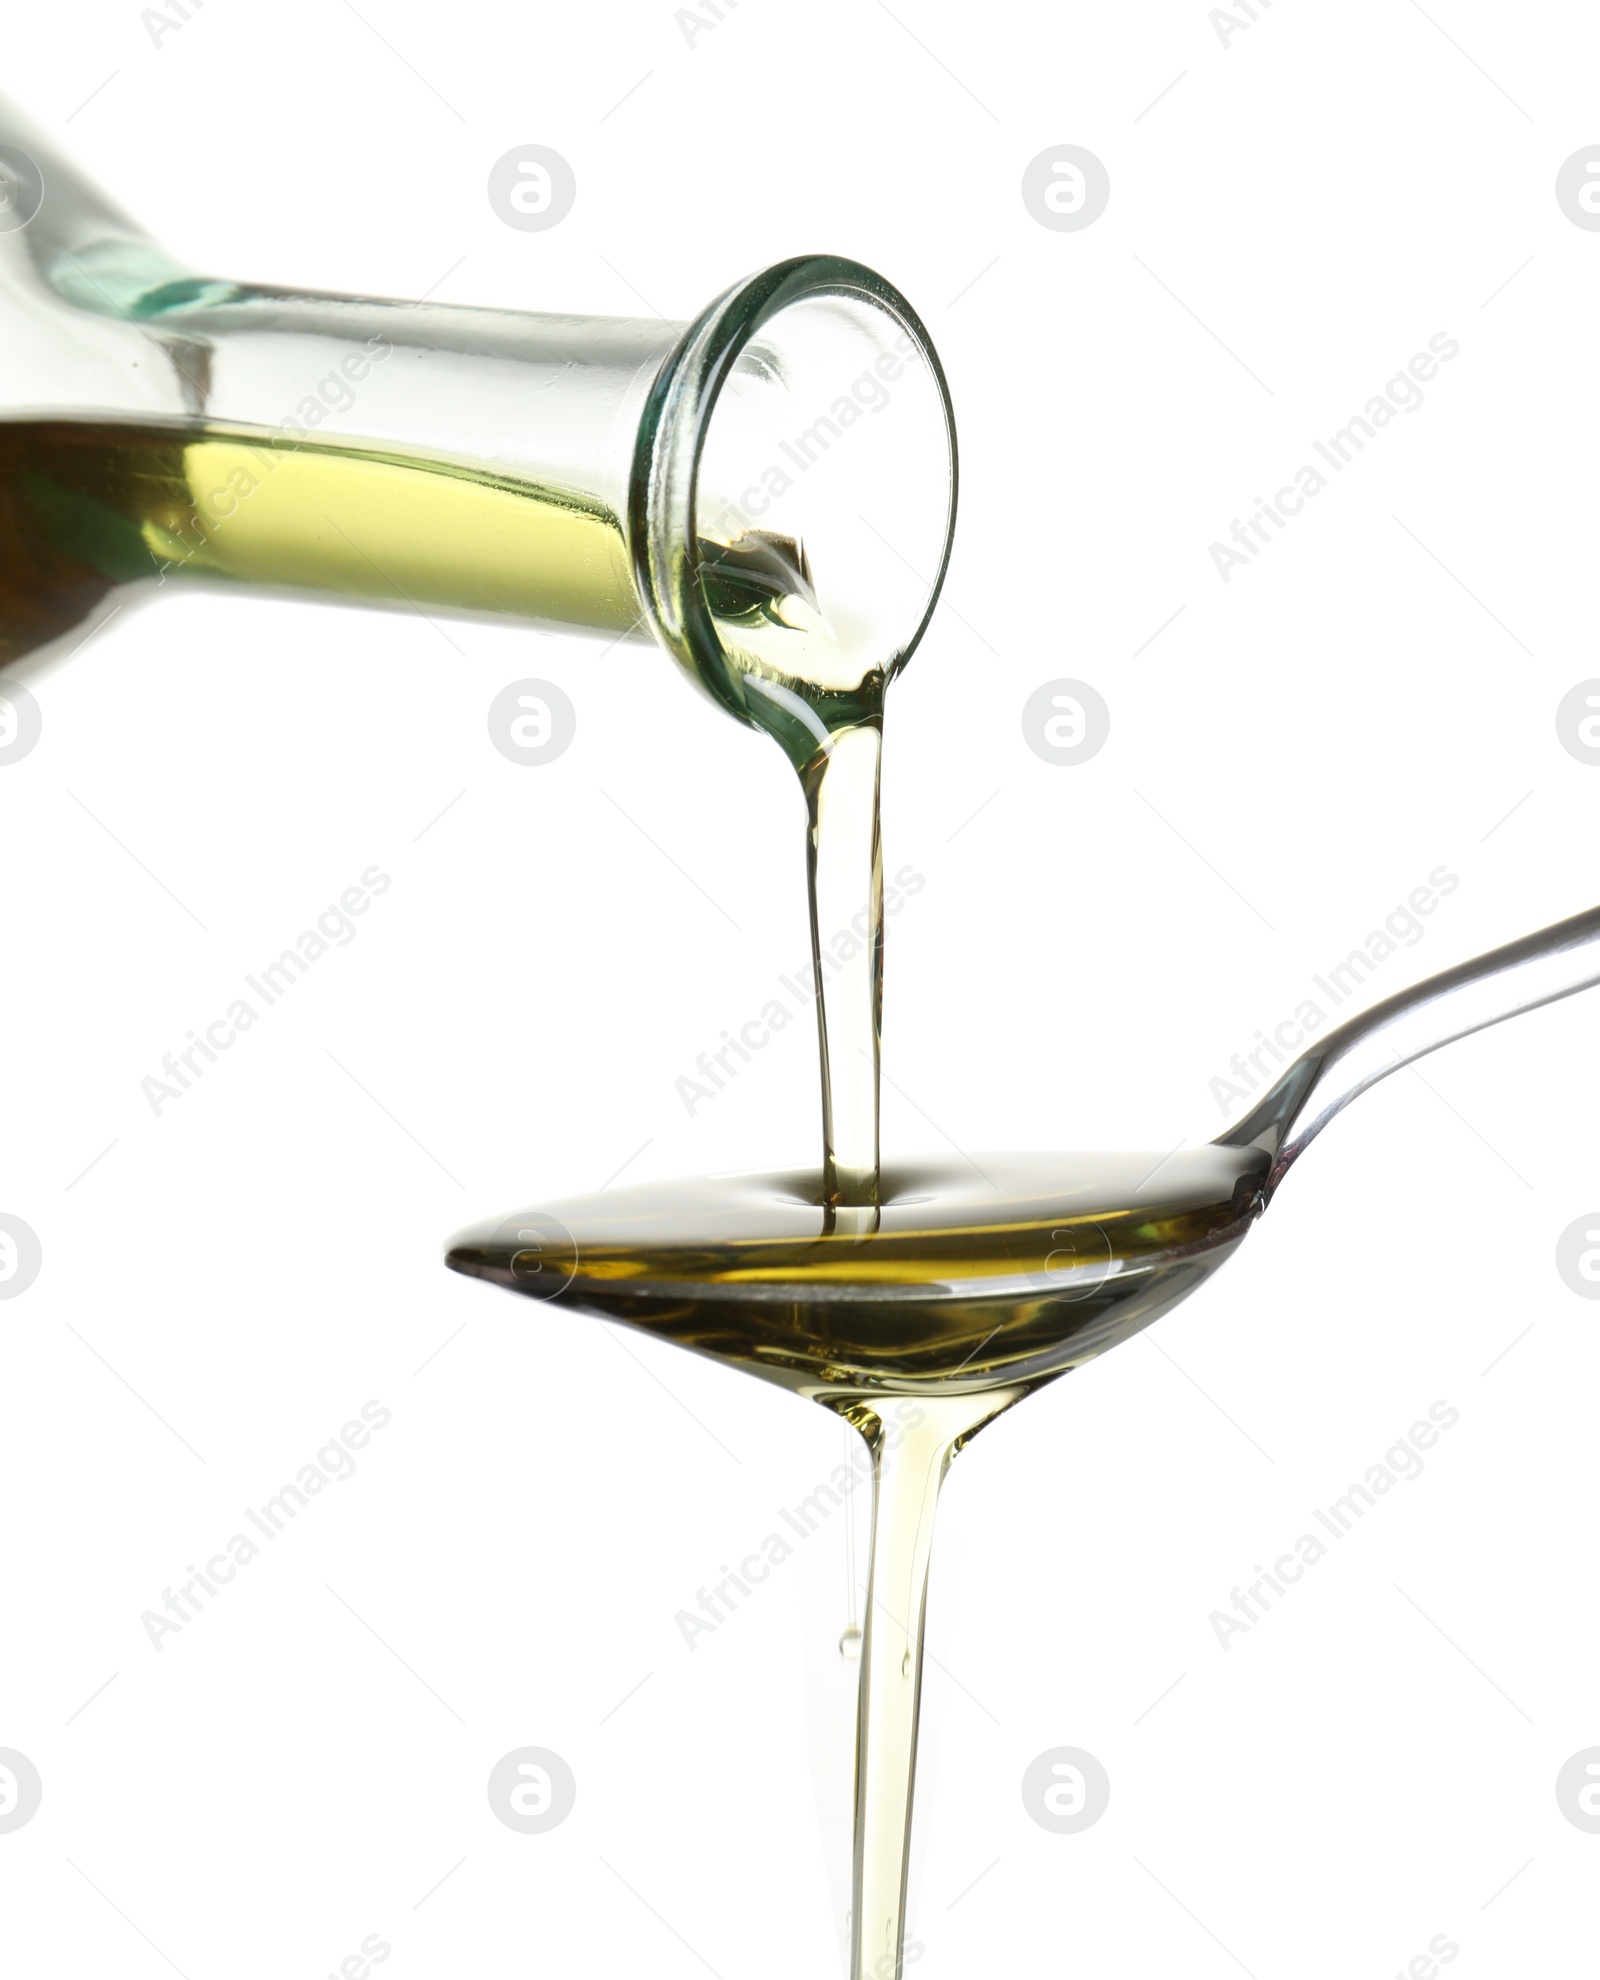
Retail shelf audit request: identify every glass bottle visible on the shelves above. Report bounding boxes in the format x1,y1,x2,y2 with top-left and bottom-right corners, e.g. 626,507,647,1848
0,91,957,770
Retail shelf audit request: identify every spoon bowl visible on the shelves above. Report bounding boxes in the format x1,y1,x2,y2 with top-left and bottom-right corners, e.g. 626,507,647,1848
445,1145,1267,1401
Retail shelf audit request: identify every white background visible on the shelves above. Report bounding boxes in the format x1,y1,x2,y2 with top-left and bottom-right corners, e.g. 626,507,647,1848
4,3,1600,1975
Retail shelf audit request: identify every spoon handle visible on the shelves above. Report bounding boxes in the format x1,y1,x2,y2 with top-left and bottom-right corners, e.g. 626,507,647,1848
1215,902,1600,1198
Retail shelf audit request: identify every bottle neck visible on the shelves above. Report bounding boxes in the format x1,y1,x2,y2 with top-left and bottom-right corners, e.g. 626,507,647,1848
15,278,685,645
1,103,687,646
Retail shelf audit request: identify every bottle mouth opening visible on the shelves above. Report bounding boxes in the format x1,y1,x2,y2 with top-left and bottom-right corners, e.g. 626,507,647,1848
629,254,958,767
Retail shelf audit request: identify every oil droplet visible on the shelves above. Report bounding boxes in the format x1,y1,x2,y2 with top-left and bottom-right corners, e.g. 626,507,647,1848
839,1624,863,1660
901,1650,912,1678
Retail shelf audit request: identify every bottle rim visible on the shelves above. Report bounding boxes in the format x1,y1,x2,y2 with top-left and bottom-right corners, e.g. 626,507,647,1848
627,253,959,750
